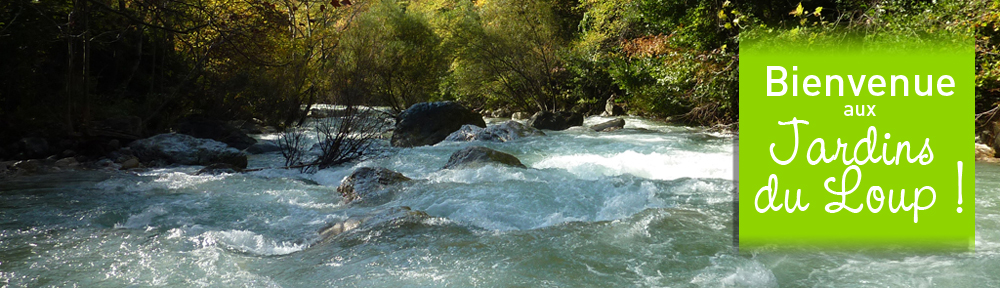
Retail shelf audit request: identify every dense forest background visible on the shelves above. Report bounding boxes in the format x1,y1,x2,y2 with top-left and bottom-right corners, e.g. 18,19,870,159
1,0,998,145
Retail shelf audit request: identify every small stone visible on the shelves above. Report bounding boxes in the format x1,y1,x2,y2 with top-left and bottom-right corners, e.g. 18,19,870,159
120,157,141,170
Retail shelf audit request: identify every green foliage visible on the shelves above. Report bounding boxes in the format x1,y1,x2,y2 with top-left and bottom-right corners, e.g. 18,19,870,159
442,0,572,112
328,0,448,112
571,0,738,124
4,0,996,146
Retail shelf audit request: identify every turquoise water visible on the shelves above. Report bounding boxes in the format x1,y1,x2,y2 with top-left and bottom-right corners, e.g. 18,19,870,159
1,116,997,287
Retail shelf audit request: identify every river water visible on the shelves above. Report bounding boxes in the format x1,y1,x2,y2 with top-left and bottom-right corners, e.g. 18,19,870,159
0,116,997,287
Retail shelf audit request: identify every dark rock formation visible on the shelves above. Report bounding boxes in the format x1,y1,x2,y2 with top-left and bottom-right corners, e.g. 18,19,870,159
526,111,584,131
391,101,486,147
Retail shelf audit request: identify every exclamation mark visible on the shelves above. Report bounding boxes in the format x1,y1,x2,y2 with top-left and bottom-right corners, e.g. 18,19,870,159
957,161,963,213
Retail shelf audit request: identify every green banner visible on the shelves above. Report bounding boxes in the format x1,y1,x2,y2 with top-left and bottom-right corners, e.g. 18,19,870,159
738,36,975,250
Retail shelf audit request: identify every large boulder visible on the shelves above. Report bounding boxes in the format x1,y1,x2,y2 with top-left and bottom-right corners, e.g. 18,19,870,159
591,118,626,132
444,121,545,142
526,111,584,131
175,116,257,150
442,146,526,169
315,206,430,245
391,101,486,147
337,167,411,204
129,133,248,168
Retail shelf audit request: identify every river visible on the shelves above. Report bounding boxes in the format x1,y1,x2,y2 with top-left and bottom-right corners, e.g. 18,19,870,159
1,116,997,287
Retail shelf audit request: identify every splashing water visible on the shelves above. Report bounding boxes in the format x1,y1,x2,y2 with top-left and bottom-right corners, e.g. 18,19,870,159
1,116,998,287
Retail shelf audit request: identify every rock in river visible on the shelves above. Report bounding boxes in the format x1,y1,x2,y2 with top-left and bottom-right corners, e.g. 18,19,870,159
442,146,526,169
391,101,486,147
129,133,248,168
315,206,430,245
591,118,625,132
337,167,411,204
526,111,583,131
444,120,544,142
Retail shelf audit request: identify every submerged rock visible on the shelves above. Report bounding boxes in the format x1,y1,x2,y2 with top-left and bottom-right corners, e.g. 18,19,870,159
119,156,141,170
337,167,411,204
129,133,248,168
527,111,584,131
442,146,526,169
391,101,486,147
591,118,625,132
175,116,257,150
444,121,544,142
315,206,431,244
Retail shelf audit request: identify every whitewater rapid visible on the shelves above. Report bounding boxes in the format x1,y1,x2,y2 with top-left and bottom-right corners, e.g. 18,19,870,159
2,116,998,287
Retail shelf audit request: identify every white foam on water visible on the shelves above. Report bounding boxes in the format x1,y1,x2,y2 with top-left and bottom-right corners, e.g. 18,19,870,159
425,165,550,184
97,170,227,193
690,254,778,288
192,230,306,256
532,150,731,180
309,167,355,187
597,181,665,221
115,205,169,229
538,212,587,228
